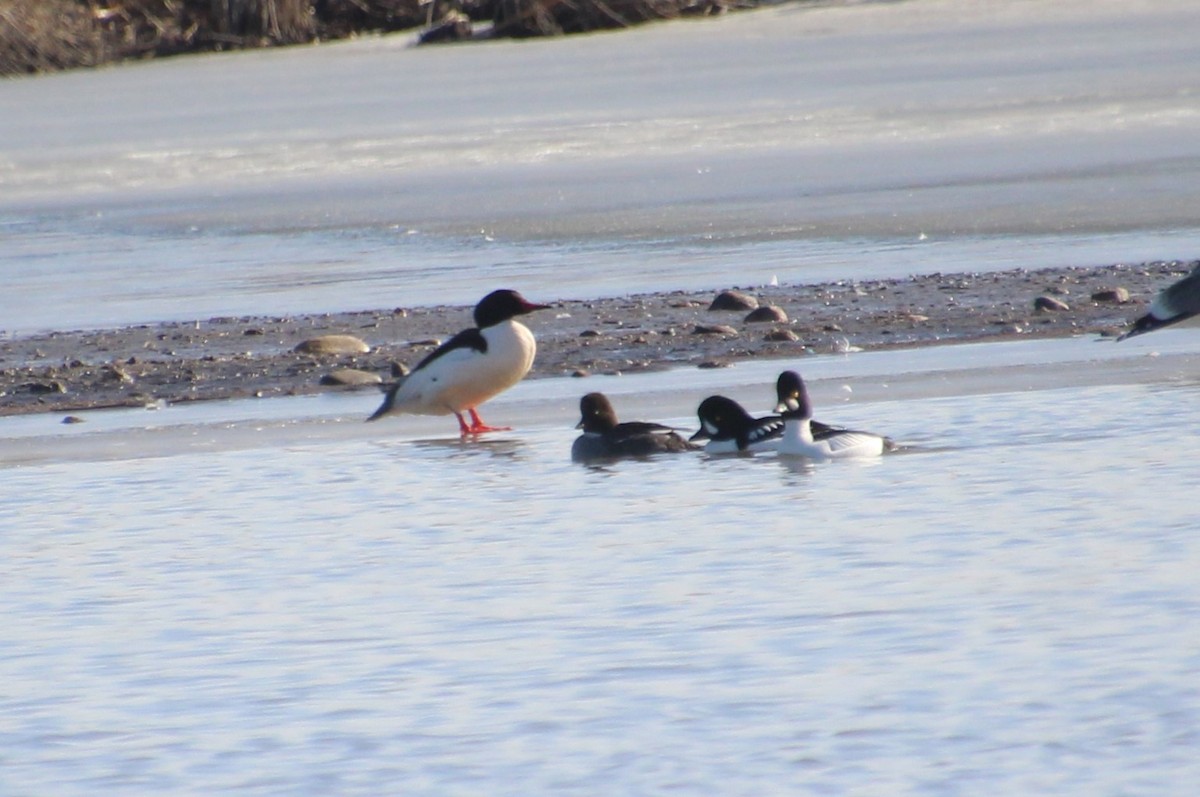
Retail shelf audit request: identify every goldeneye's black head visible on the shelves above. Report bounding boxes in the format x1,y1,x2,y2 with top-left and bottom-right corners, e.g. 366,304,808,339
690,395,755,441
576,392,619,433
774,370,813,419
474,289,550,328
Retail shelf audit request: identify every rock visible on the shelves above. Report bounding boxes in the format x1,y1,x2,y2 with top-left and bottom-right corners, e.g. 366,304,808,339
105,364,133,383
391,362,411,378
708,290,758,311
418,12,472,44
24,380,66,395
1033,295,1070,312
294,335,371,355
698,360,730,369
319,368,383,387
744,305,788,323
692,324,738,336
1091,287,1131,304
764,329,799,342
62,415,85,424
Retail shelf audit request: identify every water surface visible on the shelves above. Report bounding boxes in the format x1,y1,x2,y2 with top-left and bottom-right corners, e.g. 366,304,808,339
2,340,1199,795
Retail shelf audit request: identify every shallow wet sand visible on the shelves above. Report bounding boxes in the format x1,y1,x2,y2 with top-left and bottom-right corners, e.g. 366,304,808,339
1,260,1192,418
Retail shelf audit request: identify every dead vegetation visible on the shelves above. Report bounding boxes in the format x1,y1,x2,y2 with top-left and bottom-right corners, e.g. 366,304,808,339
1,0,776,76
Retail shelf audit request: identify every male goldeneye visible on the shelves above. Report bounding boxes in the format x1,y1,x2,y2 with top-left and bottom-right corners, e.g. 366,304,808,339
571,392,693,462
774,370,895,459
367,289,548,435
690,393,847,454
1119,262,1200,340
690,395,786,454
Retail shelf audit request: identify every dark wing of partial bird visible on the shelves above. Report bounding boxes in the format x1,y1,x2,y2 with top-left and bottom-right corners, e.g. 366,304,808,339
611,421,678,440
740,415,785,448
413,328,488,371
810,419,848,440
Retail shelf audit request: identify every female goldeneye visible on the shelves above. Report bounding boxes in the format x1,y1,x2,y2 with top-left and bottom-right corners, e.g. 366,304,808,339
571,392,693,462
1119,262,1200,340
774,370,895,459
367,289,549,435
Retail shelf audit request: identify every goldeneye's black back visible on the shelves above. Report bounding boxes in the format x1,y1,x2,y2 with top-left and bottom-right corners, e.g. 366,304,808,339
690,395,785,454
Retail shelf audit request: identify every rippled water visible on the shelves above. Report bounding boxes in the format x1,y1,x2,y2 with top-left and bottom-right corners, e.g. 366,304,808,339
3,342,1199,795
5,3,1200,791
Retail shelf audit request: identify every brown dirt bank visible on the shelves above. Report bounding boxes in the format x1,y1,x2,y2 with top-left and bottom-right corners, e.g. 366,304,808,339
1,0,771,76
0,261,1193,419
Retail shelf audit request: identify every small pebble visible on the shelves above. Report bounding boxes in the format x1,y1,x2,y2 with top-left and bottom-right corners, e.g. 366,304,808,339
744,305,788,323
25,380,66,395
708,290,758,311
294,335,371,355
692,324,738,336
319,368,383,387
764,329,800,342
1090,287,1131,304
1033,295,1070,312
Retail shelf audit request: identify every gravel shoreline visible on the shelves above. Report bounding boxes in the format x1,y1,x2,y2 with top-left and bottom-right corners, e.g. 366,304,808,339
1,261,1192,419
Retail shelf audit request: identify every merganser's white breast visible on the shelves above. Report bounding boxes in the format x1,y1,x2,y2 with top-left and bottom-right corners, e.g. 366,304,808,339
367,289,548,432
385,319,536,417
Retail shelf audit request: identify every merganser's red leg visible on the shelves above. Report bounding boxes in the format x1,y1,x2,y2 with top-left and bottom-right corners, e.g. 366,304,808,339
466,407,511,434
454,411,473,436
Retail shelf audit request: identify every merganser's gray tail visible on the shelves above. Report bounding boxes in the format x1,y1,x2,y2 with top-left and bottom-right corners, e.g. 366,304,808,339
366,379,404,422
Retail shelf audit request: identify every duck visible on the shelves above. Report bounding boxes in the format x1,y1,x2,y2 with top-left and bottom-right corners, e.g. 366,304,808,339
367,289,549,435
690,393,850,454
774,370,895,459
1118,262,1200,340
571,392,694,461
689,395,786,454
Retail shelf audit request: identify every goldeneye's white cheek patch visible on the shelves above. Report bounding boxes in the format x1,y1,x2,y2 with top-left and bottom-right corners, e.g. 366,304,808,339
702,420,719,435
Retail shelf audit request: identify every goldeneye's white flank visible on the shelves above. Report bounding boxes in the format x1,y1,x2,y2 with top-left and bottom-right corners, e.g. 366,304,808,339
690,395,786,454
367,289,548,435
571,392,693,462
1119,262,1200,340
774,370,895,459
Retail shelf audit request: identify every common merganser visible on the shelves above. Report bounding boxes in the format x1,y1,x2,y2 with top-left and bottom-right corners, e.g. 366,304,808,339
774,371,895,459
571,392,694,462
367,289,548,435
1119,262,1200,340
